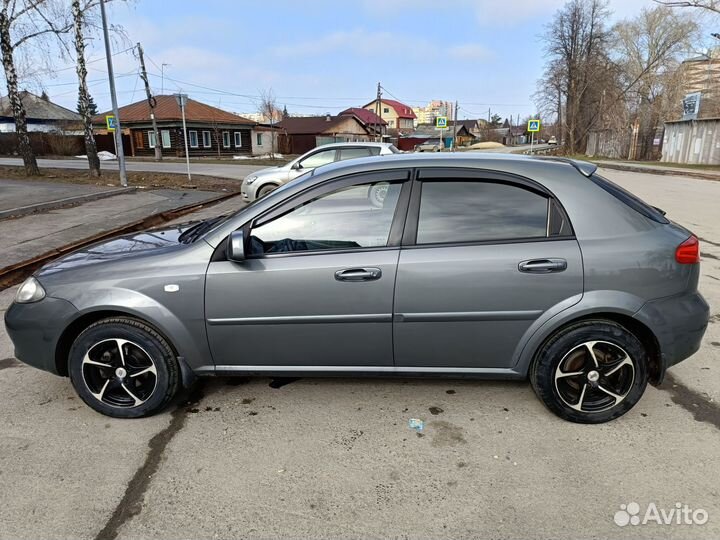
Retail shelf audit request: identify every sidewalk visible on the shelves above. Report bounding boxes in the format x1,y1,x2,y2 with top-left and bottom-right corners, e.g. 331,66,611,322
594,159,720,181
0,187,224,273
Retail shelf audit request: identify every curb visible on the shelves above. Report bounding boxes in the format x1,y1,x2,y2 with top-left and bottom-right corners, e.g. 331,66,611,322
594,162,720,182
0,186,137,220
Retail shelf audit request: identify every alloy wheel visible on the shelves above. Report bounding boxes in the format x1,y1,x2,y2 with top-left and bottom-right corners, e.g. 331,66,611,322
81,338,158,408
554,340,635,413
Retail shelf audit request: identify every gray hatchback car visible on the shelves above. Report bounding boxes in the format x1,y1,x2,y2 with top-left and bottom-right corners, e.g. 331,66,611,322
5,154,709,422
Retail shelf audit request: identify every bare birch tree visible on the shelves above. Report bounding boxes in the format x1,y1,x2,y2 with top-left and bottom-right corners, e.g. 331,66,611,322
72,0,100,176
0,0,71,175
258,88,278,155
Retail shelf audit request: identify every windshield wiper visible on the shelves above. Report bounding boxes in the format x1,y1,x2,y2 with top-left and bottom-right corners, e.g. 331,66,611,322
178,215,226,244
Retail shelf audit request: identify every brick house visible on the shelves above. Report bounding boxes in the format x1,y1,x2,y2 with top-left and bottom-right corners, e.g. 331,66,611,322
93,95,256,157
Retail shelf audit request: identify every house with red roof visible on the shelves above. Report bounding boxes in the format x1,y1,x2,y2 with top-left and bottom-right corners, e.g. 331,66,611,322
93,95,256,157
362,98,416,132
338,107,387,137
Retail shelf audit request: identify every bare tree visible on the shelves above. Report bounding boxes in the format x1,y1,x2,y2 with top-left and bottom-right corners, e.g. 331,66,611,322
0,0,72,175
541,0,613,154
614,6,698,159
73,0,100,176
258,88,278,155
655,0,720,13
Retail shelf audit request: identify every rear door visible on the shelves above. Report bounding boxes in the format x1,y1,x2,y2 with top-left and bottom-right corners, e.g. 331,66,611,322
393,168,583,369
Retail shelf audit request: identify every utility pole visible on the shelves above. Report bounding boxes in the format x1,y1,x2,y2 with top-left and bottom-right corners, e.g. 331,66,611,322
452,100,458,152
137,42,162,161
161,63,169,95
175,93,191,182
375,82,382,142
100,0,127,187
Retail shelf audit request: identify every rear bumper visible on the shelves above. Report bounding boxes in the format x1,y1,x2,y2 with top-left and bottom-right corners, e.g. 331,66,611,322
635,291,709,381
4,296,79,375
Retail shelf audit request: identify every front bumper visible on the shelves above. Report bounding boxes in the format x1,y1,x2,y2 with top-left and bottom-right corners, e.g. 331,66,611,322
635,291,710,381
4,296,79,375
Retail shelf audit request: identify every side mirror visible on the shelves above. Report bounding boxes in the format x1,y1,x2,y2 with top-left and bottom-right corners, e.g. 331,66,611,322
292,161,302,170
227,230,246,262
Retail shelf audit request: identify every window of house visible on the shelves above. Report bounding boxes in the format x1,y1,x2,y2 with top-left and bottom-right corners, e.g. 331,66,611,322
133,131,144,149
383,107,390,114
222,131,230,148
256,133,263,146
388,119,395,127
148,131,156,148
249,182,403,255
202,131,211,148
189,130,198,148
161,130,171,148
234,132,242,147
416,181,550,244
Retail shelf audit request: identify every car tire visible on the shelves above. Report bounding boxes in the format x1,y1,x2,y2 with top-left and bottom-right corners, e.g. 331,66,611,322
367,182,389,208
530,320,648,424
68,317,180,418
257,183,278,198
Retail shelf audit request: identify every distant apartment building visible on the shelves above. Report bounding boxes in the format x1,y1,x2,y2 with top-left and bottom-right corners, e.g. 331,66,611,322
678,50,720,119
412,100,455,126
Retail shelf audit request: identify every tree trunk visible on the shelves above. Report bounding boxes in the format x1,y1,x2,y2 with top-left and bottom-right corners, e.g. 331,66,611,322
0,10,39,176
72,0,100,177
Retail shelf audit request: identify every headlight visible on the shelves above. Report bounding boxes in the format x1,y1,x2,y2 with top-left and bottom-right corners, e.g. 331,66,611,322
15,277,46,304
245,175,258,185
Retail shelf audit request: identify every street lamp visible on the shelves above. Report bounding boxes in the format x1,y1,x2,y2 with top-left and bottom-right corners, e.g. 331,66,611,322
174,93,191,182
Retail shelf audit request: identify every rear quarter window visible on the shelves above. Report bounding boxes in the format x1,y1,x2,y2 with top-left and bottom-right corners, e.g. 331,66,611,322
589,174,669,224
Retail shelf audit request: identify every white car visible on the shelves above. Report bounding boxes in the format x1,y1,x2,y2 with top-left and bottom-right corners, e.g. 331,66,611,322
241,142,400,202
548,136,558,145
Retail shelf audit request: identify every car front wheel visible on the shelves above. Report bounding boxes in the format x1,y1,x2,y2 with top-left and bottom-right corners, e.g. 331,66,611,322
530,320,648,424
257,183,278,198
68,317,180,418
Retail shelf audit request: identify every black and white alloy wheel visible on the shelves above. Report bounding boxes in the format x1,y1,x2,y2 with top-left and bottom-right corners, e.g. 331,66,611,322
69,317,180,418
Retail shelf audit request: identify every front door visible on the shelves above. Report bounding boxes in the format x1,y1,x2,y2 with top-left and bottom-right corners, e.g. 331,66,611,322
205,171,410,368
393,170,583,369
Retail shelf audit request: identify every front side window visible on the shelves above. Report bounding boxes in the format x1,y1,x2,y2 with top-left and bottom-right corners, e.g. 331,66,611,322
298,149,336,169
202,131,211,148
338,147,371,161
161,130,171,148
222,131,230,148
234,132,242,147
188,130,198,148
148,131,156,148
416,181,549,244
249,181,403,255
256,133,263,146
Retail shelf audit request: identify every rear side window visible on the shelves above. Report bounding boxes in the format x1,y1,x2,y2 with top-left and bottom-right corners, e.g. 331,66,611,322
589,174,669,224
338,147,371,161
416,181,551,244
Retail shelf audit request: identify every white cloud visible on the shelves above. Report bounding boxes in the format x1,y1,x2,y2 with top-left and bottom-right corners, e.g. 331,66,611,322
448,43,494,61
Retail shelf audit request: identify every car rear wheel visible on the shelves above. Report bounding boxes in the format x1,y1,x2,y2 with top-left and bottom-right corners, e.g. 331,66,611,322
257,183,278,198
530,320,648,424
68,317,179,418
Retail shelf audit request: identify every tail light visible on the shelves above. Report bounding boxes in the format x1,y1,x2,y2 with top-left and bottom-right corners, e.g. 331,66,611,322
675,235,700,264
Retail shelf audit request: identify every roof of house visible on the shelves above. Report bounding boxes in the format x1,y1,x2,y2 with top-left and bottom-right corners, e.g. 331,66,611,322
339,107,387,126
363,98,417,119
93,95,255,125
277,115,367,135
449,119,478,132
0,91,81,122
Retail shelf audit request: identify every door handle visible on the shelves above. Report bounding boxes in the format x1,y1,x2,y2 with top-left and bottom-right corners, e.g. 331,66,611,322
334,267,382,282
518,258,567,273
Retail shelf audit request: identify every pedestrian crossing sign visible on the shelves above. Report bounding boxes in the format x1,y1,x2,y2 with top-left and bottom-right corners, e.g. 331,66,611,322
436,116,448,128
528,119,541,132
106,115,116,131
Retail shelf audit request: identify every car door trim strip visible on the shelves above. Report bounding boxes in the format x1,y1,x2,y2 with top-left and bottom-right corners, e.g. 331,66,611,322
394,310,543,322
206,313,392,325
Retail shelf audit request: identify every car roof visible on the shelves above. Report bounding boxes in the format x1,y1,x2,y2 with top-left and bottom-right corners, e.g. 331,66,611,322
311,141,394,149
305,151,597,178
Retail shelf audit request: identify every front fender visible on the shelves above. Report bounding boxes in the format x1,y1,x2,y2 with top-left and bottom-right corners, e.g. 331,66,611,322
61,285,214,372
511,290,648,376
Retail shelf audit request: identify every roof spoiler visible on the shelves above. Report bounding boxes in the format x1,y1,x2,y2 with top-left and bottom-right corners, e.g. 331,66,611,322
535,156,598,178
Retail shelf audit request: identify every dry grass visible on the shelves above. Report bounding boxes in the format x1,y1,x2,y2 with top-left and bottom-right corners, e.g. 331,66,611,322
0,166,242,192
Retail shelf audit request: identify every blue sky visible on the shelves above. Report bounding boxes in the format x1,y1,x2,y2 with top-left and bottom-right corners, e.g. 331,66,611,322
36,0,710,121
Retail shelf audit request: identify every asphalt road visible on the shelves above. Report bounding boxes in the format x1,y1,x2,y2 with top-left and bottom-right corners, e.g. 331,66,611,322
0,168,719,539
0,157,265,180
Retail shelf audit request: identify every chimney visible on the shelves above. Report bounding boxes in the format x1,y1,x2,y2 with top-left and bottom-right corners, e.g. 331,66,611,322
326,113,332,122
